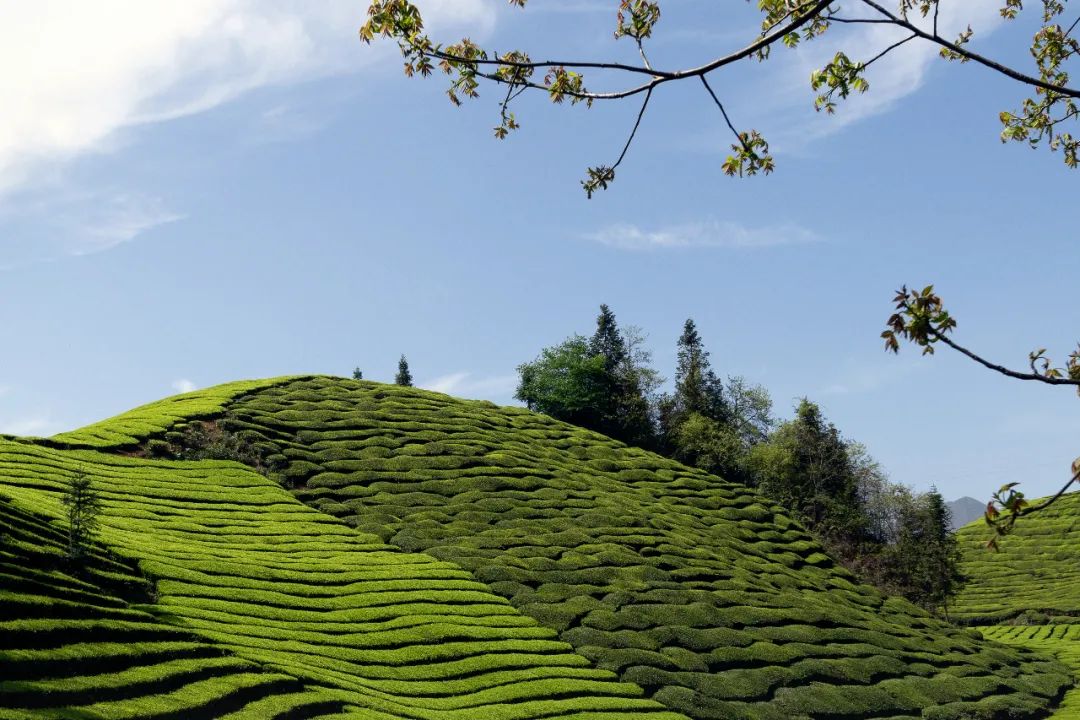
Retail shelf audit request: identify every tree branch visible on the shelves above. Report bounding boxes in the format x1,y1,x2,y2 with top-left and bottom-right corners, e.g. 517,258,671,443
863,33,918,69
699,75,747,151
415,0,835,102
856,0,1080,99
930,330,1080,386
1018,469,1080,516
612,86,654,171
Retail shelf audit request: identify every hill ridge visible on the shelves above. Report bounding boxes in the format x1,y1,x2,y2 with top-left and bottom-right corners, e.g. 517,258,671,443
0,375,1073,719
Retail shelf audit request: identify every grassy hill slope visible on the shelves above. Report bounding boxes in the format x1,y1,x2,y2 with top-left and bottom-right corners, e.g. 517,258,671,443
954,491,1080,624
0,492,344,719
953,491,1080,719
79,374,1064,720
0,437,682,720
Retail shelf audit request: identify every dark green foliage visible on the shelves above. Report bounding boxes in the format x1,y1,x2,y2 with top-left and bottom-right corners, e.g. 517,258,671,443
395,355,413,386
60,472,99,562
198,376,1069,720
658,321,770,485
517,306,656,448
746,399,867,548
665,319,726,425
516,334,608,428
352,367,363,380
883,489,966,617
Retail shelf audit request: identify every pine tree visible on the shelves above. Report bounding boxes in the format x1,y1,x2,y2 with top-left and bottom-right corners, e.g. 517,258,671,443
672,319,725,423
751,399,865,546
589,304,628,376
62,471,101,563
588,305,653,447
395,355,413,386
920,489,967,618
352,367,364,380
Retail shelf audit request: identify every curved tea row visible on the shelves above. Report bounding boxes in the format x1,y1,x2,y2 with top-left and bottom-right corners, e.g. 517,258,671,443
0,438,681,719
197,376,1069,720
0,493,343,719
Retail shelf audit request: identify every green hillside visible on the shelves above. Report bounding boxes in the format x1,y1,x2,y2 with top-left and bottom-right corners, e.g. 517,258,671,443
953,491,1080,625
0,375,1073,719
0,492,342,719
0,436,680,719
953,491,1080,718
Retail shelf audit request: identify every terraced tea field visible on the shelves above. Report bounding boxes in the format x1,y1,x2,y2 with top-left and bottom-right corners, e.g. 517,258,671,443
164,376,1075,719
977,626,1080,719
0,491,348,719
953,492,1080,719
1,374,1073,719
953,491,1080,625
0,437,681,719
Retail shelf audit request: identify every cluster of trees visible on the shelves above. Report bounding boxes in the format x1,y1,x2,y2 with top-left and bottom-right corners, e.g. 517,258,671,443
351,355,414,387
516,305,964,614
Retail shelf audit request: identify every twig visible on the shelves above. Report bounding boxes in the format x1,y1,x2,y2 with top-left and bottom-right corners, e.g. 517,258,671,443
856,0,1080,98
700,75,748,151
930,330,1080,386
611,87,654,171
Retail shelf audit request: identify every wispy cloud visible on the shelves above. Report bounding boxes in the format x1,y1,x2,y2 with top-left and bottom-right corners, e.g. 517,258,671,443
0,415,61,437
585,220,819,251
71,194,185,257
172,379,198,394
0,191,184,268
421,372,518,401
768,0,1006,146
0,1,496,198
821,358,923,396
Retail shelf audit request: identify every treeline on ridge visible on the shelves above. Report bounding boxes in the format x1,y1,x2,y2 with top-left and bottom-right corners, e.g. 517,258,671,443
516,304,964,616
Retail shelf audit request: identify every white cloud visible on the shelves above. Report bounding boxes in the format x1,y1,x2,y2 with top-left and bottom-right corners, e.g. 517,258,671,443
0,1,497,196
71,194,185,257
585,220,818,251
0,190,184,268
421,372,518,401
0,415,60,437
774,0,1006,142
172,379,198,394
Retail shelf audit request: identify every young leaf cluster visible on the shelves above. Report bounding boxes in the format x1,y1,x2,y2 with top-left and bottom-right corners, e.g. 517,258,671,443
361,0,1080,196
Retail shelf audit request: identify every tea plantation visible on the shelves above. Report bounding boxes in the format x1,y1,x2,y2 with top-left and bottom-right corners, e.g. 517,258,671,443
953,492,1080,719
0,375,1073,719
978,626,1080,719
953,491,1080,625
0,437,681,719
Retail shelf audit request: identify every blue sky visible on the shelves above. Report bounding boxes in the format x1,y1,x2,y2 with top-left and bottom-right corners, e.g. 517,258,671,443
2,1,1076,504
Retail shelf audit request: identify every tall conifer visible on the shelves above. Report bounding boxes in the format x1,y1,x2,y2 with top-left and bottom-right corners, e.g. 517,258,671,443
395,355,413,386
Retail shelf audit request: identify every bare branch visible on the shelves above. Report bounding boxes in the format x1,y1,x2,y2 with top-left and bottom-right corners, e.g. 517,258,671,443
612,86,654,170
414,0,835,102
930,330,1080,386
699,75,747,150
1020,470,1080,516
863,33,918,69
856,0,1080,99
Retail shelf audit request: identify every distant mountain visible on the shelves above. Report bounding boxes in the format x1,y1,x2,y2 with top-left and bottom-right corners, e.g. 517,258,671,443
948,496,985,529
